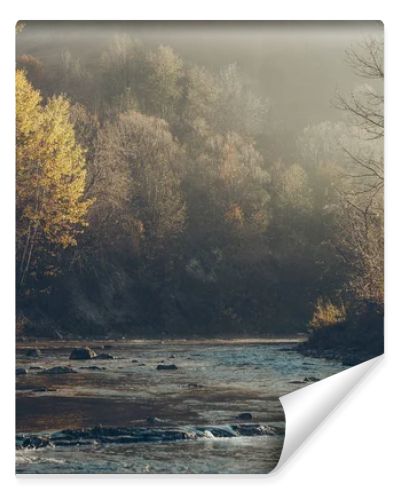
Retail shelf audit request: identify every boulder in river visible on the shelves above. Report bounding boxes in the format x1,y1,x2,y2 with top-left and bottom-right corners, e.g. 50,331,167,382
69,347,97,360
43,366,77,374
304,376,320,383
16,367,27,376
157,364,177,370
236,412,253,421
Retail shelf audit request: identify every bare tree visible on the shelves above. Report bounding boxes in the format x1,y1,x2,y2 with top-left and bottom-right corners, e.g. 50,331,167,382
334,37,384,303
336,37,384,206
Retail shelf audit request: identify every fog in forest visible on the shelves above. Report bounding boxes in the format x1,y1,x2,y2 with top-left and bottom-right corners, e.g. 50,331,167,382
16,21,383,357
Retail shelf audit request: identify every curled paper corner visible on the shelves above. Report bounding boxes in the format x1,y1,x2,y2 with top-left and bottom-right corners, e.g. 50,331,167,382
275,354,384,471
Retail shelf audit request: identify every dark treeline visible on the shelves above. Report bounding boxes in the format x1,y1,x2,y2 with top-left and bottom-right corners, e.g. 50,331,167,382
16,23,383,352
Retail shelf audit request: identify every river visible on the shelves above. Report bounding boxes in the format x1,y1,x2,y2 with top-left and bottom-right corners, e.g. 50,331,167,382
16,339,344,473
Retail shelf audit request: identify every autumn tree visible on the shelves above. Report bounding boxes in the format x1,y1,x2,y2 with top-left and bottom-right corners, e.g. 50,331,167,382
137,45,184,123
175,64,220,143
215,63,269,137
92,110,186,259
185,132,269,245
98,35,142,115
16,54,47,92
16,70,92,293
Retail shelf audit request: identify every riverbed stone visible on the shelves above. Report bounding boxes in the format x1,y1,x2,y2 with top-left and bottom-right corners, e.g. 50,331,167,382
69,347,97,360
21,435,50,449
236,412,253,421
24,348,41,358
80,365,106,371
95,353,114,360
43,366,77,374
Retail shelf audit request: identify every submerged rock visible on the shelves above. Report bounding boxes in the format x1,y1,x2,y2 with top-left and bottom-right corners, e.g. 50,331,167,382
31,386,50,392
24,348,41,358
236,412,253,421
16,422,281,449
16,367,27,376
304,376,320,382
146,416,165,425
18,435,50,449
187,383,204,389
95,353,114,360
80,365,106,371
69,347,97,360
157,364,177,370
232,424,276,436
43,366,77,374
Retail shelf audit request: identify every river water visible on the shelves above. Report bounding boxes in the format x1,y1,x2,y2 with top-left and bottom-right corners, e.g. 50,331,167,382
16,339,344,474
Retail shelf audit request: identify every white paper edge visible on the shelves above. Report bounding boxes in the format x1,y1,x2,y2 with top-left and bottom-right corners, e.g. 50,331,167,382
275,354,383,470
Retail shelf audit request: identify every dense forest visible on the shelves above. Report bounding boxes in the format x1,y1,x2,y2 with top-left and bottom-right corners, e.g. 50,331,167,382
16,23,383,359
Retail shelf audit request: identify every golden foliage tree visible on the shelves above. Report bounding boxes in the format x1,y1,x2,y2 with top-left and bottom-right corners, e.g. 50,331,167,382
92,110,186,261
16,70,92,293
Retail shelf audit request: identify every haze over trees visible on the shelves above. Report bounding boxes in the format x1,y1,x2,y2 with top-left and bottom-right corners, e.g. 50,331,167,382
15,22,384,356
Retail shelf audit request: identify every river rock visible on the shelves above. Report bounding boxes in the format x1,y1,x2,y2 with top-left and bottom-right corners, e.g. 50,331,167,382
21,436,50,449
69,347,97,360
146,416,164,425
236,412,253,421
16,367,27,376
80,365,106,371
95,353,114,360
304,376,320,382
43,366,77,374
24,348,41,358
157,364,177,370
188,383,203,389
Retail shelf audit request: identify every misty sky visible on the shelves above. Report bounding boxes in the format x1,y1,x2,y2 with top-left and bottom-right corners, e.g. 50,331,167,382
17,21,383,130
